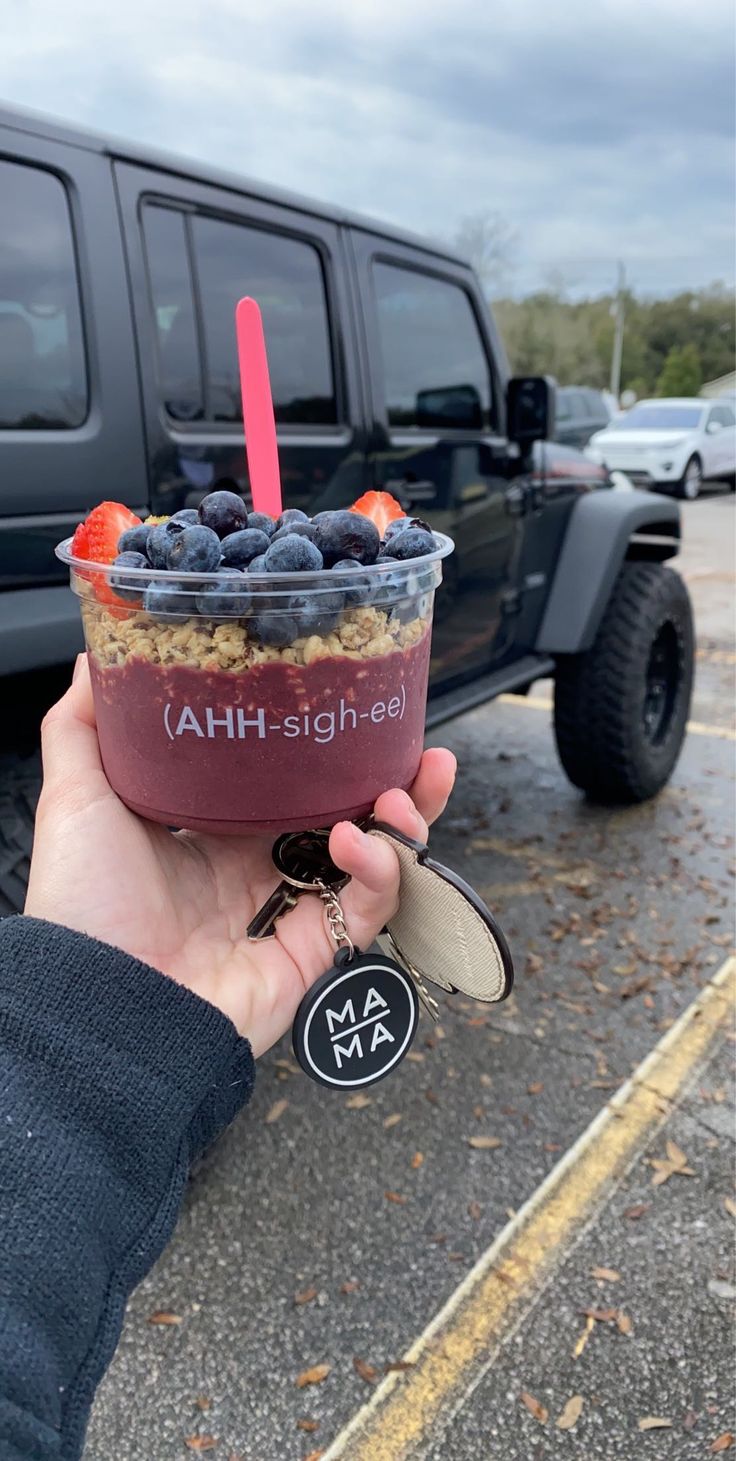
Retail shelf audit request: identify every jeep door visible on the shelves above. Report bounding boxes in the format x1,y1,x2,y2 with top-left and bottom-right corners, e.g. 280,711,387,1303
349,232,522,688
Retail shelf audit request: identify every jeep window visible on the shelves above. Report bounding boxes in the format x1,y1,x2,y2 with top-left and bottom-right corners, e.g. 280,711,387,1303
0,160,87,430
143,206,204,422
373,263,491,430
710,404,735,427
191,216,337,426
612,404,704,430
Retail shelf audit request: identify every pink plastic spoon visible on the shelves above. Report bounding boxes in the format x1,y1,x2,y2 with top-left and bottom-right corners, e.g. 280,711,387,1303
235,296,283,518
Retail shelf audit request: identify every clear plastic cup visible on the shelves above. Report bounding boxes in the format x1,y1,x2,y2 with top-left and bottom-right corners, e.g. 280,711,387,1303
56,534,454,834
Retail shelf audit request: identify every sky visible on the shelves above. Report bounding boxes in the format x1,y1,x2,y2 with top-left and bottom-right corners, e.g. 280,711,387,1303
1,0,734,298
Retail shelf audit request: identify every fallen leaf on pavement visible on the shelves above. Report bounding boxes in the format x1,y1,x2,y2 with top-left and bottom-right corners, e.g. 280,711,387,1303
682,1410,698,1432
296,1364,331,1388
710,1434,734,1453
353,1356,378,1384
479,1073,493,1087
520,1391,548,1425
184,1439,217,1453
468,1201,482,1220
304,1450,324,1461
572,1316,595,1358
265,1099,288,1125
556,1395,584,1430
723,1197,736,1218
346,1093,371,1109
527,1082,544,1095
580,1307,618,1323
296,1419,319,1433
340,1280,360,1294
294,1287,318,1306
616,1311,633,1335
590,1267,620,1282
638,1417,672,1431
384,1360,415,1373
148,1311,182,1325
194,1397,211,1411
623,1203,650,1220
411,1152,424,1169
467,1136,503,1150
383,1114,402,1129
384,1190,407,1204
649,1139,695,1185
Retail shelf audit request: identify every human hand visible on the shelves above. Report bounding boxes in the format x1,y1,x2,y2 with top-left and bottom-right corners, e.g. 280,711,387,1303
25,656,456,1057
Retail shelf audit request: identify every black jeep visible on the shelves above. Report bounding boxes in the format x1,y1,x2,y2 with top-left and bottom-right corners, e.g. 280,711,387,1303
0,103,693,814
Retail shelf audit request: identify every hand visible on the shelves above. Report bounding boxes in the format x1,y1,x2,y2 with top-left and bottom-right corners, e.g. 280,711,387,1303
25,656,456,1057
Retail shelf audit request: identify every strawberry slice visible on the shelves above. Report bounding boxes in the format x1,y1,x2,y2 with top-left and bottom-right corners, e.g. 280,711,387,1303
350,490,405,538
71,501,143,613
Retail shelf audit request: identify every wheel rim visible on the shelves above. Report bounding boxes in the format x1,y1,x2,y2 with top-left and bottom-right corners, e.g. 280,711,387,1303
642,622,681,745
683,459,702,499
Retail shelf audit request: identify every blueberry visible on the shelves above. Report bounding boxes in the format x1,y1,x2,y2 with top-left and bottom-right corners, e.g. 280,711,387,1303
143,579,194,621
251,613,299,647
331,559,372,607
248,553,269,574
382,517,410,543
247,511,277,538
270,521,318,544
314,510,380,566
264,533,323,573
147,520,187,568
167,525,222,573
198,490,248,538
170,508,199,526
196,569,252,617
382,527,436,561
118,524,151,556
110,551,148,602
221,528,271,567
289,589,344,635
276,507,309,530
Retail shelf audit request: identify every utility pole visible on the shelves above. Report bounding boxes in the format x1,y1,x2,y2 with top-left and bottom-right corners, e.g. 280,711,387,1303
609,261,625,402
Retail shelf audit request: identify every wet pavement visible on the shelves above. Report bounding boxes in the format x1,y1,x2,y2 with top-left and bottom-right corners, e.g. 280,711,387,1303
78,492,735,1460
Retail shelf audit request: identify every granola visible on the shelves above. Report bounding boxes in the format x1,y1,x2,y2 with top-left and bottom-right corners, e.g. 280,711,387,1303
82,601,428,672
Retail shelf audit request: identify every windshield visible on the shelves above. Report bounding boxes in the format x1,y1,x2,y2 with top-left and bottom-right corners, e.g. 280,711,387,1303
611,404,703,430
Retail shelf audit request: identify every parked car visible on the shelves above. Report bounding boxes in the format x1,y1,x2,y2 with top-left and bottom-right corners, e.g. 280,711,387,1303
585,397,736,499
0,103,694,809
554,386,611,449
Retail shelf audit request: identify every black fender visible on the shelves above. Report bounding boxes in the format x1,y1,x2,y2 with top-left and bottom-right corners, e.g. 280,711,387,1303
536,488,682,655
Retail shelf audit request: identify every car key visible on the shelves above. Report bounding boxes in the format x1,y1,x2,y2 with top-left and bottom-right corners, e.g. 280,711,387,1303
246,829,349,940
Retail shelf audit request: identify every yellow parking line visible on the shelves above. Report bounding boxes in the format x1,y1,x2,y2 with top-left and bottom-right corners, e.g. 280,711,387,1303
498,693,736,741
321,957,736,1461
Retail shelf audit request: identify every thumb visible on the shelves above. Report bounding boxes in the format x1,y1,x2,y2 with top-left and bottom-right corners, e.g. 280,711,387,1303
40,654,109,807
328,820,401,951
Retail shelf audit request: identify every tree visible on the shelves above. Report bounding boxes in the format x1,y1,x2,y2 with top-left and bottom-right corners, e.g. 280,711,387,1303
453,212,519,295
656,342,703,397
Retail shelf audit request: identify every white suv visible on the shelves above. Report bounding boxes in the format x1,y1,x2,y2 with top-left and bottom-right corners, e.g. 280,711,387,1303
585,397,736,499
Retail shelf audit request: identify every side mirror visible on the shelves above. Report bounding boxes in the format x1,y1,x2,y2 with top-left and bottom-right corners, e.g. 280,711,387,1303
706,419,722,434
507,375,556,446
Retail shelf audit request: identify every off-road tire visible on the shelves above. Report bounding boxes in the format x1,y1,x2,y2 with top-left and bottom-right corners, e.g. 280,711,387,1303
553,562,693,804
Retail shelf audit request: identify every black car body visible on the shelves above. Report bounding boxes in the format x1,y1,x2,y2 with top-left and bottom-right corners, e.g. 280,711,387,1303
0,105,693,811
554,386,611,450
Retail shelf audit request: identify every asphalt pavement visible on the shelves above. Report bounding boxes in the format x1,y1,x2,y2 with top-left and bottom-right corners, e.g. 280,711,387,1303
0,493,733,1460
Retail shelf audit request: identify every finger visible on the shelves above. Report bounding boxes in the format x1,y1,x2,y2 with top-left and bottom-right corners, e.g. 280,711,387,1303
391,747,457,831
373,786,429,845
328,820,401,947
40,654,109,803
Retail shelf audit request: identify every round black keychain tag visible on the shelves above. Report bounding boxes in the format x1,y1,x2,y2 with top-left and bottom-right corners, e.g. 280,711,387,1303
293,949,419,1090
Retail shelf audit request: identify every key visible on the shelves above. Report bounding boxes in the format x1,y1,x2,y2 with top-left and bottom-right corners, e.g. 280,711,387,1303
247,830,349,940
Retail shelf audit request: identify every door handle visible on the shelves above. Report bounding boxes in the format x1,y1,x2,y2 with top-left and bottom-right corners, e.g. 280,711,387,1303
504,482,528,517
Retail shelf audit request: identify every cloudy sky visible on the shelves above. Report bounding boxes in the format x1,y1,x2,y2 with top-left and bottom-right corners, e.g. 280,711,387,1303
1,0,733,297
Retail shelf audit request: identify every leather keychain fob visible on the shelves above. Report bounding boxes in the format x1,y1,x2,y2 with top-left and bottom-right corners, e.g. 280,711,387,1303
368,821,514,1005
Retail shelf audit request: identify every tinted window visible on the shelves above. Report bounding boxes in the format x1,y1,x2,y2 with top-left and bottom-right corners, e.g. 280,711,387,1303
555,388,573,422
583,389,606,417
711,404,735,427
0,161,87,429
373,263,492,430
612,404,704,430
143,206,204,422
191,216,336,425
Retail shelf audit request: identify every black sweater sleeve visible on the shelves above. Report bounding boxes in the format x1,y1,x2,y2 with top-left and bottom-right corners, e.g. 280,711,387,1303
0,916,255,1461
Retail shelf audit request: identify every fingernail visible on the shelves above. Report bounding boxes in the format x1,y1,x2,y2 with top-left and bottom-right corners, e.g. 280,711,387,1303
72,653,84,683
